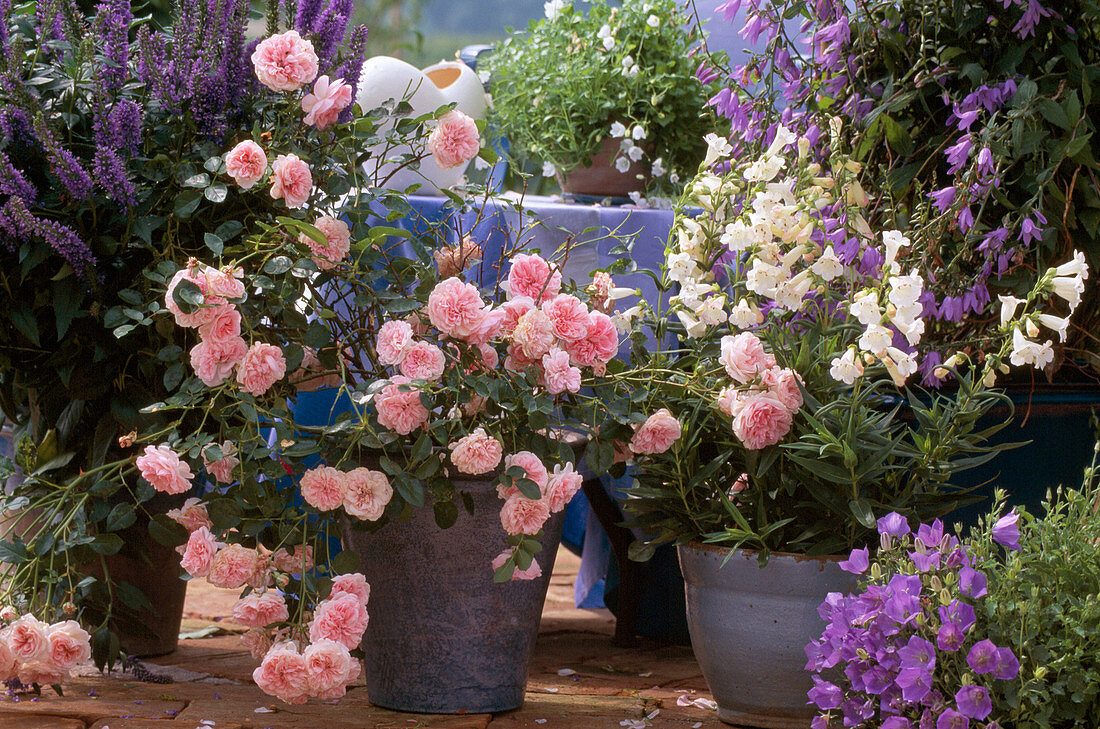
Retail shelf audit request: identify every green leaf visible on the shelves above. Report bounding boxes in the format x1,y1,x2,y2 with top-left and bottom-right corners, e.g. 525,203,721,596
433,500,458,529
263,256,294,275
183,173,211,188
148,514,188,547
214,220,245,242
163,362,184,391
89,533,124,555
330,549,360,574
0,539,29,564
848,498,876,529
204,183,228,203
204,233,224,255
627,540,656,562
104,503,137,532
52,278,81,339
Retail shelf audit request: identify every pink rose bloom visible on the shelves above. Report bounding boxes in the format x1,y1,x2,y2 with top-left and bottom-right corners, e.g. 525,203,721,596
198,305,241,346
242,628,273,660
202,440,240,484
165,496,214,532
427,109,480,170
504,342,537,373
541,348,582,395
0,638,14,681
232,592,290,628
224,140,268,189
206,266,246,299
301,75,353,130
460,307,507,346
165,266,221,328
272,545,314,574
236,342,287,396
762,367,804,413
719,332,775,384
732,393,793,450
499,451,549,499
729,473,750,497
512,309,555,360
629,409,682,455
330,573,371,606
7,615,48,661
299,465,347,512
491,549,543,581
136,444,194,494
564,311,618,367
716,386,752,418
506,254,561,303
269,153,312,209
248,552,273,590
376,320,415,366
309,593,369,650
478,344,500,370
190,336,249,388
254,641,310,704
427,277,488,339
251,30,318,92
545,463,583,513
500,296,535,335
208,543,261,589
179,526,219,578
45,621,90,672
449,427,503,475
499,494,551,536
375,376,429,435
302,215,351,271
304,638,359,699
400,341,446,381
541,294,590,342
343,467,392,521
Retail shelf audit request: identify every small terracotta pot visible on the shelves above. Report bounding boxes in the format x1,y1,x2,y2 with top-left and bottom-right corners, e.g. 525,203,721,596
558,137,649,196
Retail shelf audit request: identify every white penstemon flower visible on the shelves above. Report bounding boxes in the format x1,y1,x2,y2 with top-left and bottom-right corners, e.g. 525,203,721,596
1009,327,1054,369
702,133,733,168
646,13,660,28
810,245,844,281
881,230,910,274
543,0,569,19
541,161,557,177
728,298,763,329
695,294,728,326
829,347,864,385
848,291,880,327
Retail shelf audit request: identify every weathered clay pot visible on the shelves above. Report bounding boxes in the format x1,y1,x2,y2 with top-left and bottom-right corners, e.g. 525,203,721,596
558,137,649,196
342,477,564,714
678,543,856,728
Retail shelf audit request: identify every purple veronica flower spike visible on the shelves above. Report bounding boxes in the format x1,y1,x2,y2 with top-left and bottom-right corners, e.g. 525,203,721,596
877,512,910,538
954,685,992,719
839,547,869,574
991,509,1021,550
966,639,998,674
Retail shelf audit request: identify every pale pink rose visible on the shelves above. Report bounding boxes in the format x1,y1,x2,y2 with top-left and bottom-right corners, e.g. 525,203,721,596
499,494,551,536
206,266,246,299
304,638,359,699
198,305,242,345
136,444,194,495
478,344,500,370
449,427,503,475
45,621,90,672
165,266,221,328
224,140,268,189
506,254,561,303
165,496,214,532
716,386,752,418
208,544,261,589
374,376,429,435
236,342,287,396
342,468,392,521
504,342,537,373
541,348,581,395
460,307,507,346
190,336,249,387
253,641,310,704
491,549,543,581
202,441,239,484
629,409,682,455
427,277,488,339
17,659,65,685
251,30,318,92
512,309,555,360
732,393,793,450
499,451,549,499
762,367,804,413
0,637,14,681
564,311,618,367
541,294,590,342
302,215,351,270
427,110,480,170
7,615,48,661
248,551,273,589
719,332,775,384
434,236,483,278
544,463,583,513
309,593,369,650
232,593,290,628
179,526,219,578
272,545,314,574
301,75,353,130
400,341,446,381
330,573,370,606
242,628,273,660
299,465,347,512
269,153,313,209
500,296,536,335
376,320,414,366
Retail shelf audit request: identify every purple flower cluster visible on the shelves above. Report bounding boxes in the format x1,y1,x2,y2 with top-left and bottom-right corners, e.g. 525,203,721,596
805,513,1020,729
0,197,95,276
93,0,131,95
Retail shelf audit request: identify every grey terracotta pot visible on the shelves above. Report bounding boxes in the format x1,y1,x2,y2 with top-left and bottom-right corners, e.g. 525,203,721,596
677,543,856,729
342,477,564,714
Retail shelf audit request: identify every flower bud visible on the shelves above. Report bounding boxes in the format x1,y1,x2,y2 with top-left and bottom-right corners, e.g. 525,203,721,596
274,572,291,589
929,575,943,593
880,533,892,552
0,606,17,621
1025,319,1040,338
1034,666,1048,680
63,602,77,615
870,562,882,580
939,587,952,605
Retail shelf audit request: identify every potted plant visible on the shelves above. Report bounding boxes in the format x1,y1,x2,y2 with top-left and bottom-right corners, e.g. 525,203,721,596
485,0,725,198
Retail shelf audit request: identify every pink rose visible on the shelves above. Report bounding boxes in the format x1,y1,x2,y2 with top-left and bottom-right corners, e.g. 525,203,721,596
232,592,290,628
541,348,581,395
165,496,213,532
236,342,287,396
272,545,314,574
512,309,555,360
564,311,618,367
499,494,551,536
198,305,242,345
7,615,48,661
242,628,273,660
309,593,369,650
541,294,590,342
376,320,414,366
302,215,351,270
426,277,488,339
449,427,503,475
248,551,273,589
301,75,353,130
762,367,804,413
202,441,239,484
399,341,446,381
269,153,312,209
732,393,793,450
629,409,682,455
719,332,775,384
136,444,194,494
304,638,359,700
506,254,561,303
179,527,219,578
478,344,500,370
427,110,480,170
716,386,752,418
500,296,535,335
330,573,371,606
499,451,549,499
190,336,249,387
207,544,261,589
206,266,246,299
491,549,543,581
0,637,14,681
224,140,268,189
544,463,583,513
460,307,507,346
343,467,392,521
251,30,318,92
299,465,347,512
45,621,90,672
165,265,222,328
374,376,429,435
254,641,310,704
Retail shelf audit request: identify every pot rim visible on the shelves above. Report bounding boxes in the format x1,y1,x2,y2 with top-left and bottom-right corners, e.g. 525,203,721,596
680,541,849,563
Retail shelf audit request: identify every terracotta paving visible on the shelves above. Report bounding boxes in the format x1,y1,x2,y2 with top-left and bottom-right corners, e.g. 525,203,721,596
0,550,731,729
